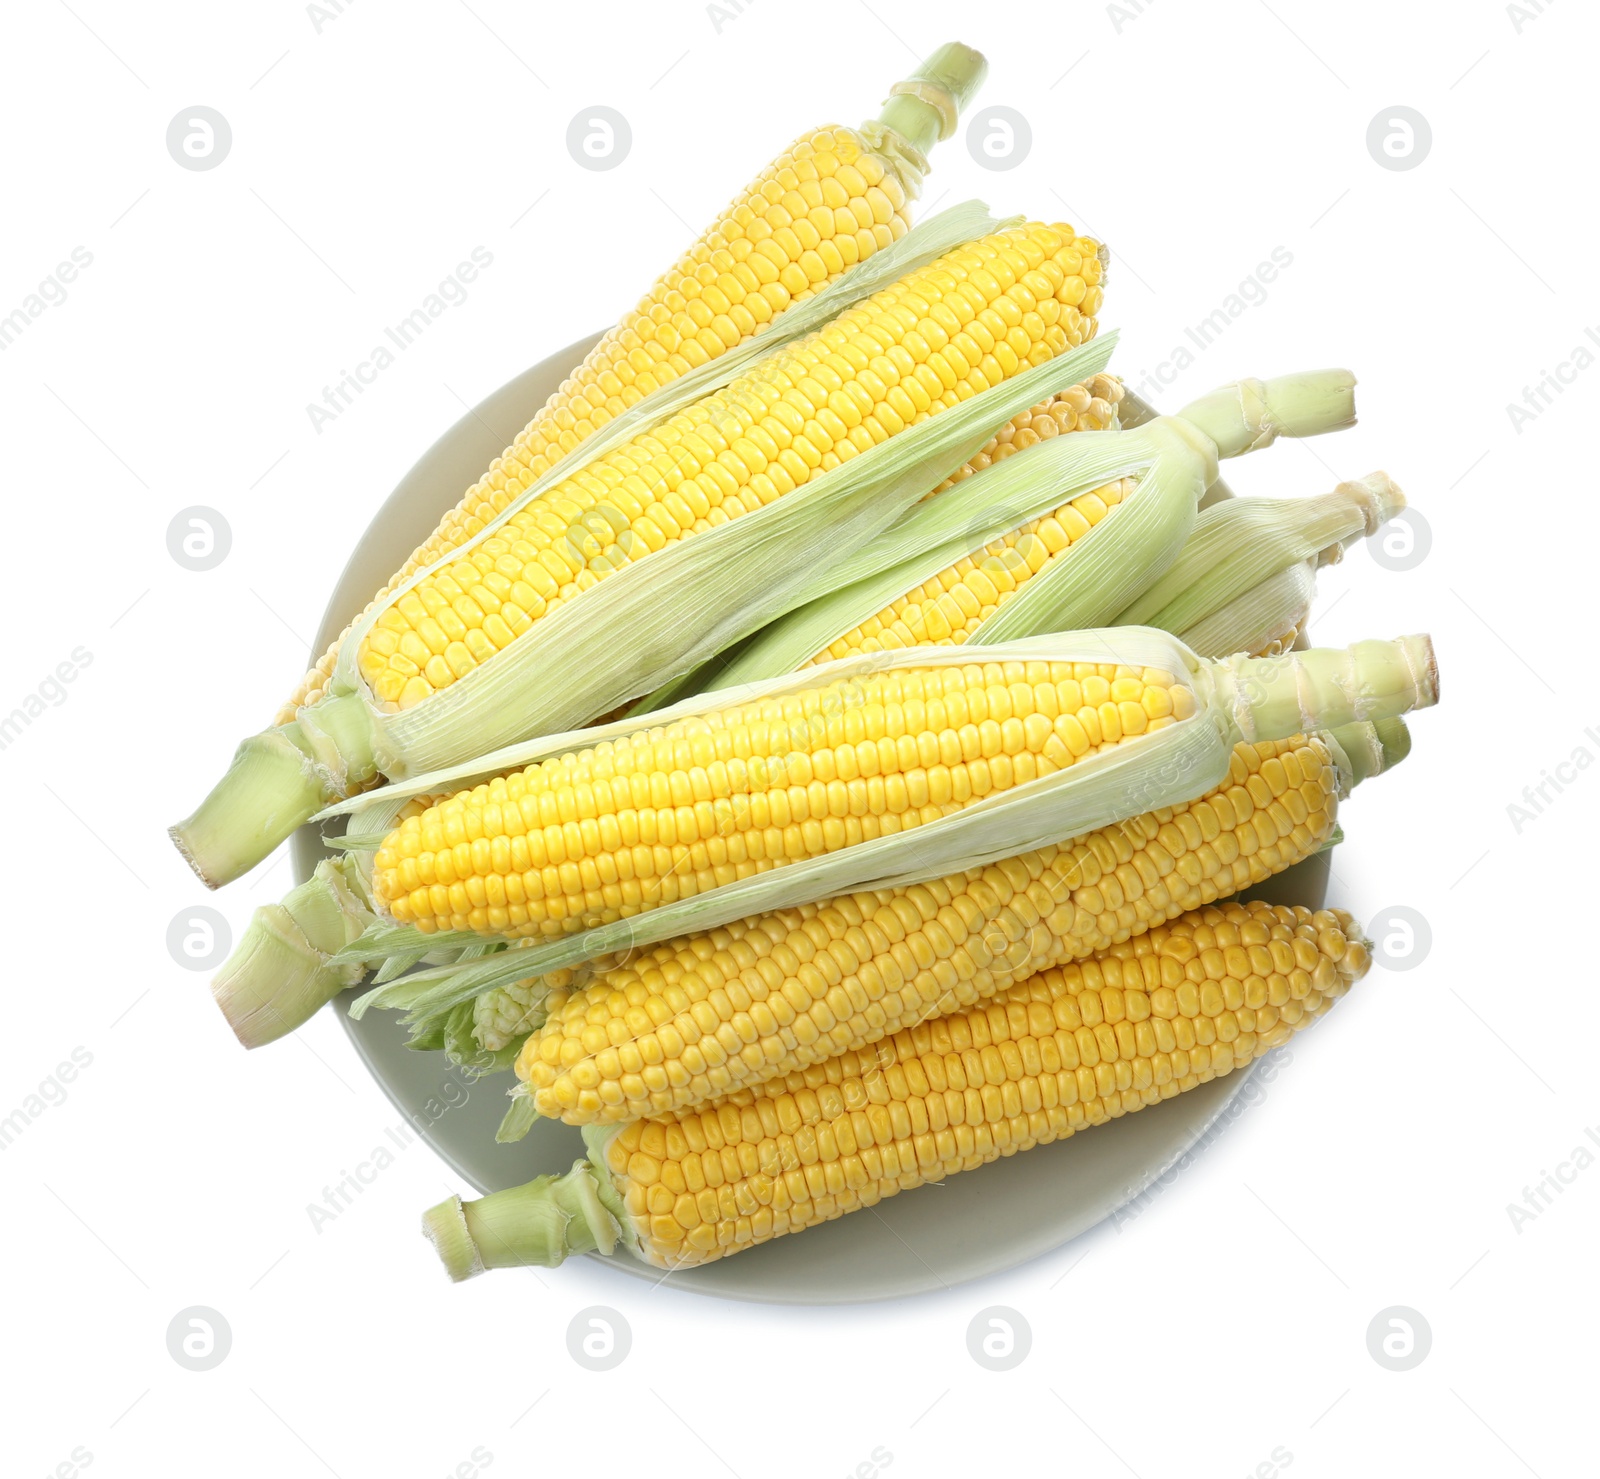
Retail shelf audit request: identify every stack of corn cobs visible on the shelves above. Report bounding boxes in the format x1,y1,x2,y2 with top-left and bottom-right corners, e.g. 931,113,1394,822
174,43,1437,1280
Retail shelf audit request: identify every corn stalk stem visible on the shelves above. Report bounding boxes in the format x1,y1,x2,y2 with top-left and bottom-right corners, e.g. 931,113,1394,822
1210,637,1437,746
870,42,989,191
210,858,377,1047
1323,717,1411,795
423,1159,629,1280
169,726,329,890
1177,371,1356,460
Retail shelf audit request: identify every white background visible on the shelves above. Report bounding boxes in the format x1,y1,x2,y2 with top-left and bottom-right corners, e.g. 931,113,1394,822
3,0,1595,1473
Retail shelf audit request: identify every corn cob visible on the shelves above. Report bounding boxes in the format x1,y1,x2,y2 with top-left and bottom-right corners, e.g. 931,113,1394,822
424,899,1371,1275
175,213,1113,890
374,657,1185,939
499,722,1401,1126
927,373,1123,494
278,44,988,724
806,476,1139,662
686,370,1360,696
472,714,1400,1062
216,630,1434,1047
355,223,1104,712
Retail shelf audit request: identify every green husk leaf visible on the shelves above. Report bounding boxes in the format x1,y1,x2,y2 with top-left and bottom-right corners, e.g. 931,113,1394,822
331,924,496,965
320,831,389,852
1179,560,1317,660
702,427,1156,688
1118,472,1404,633
496,1092,540,1145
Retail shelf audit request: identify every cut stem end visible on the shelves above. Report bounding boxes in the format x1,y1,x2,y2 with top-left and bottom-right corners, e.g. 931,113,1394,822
211,859,377,1048
424,1162,624,1280
171,726,331,889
